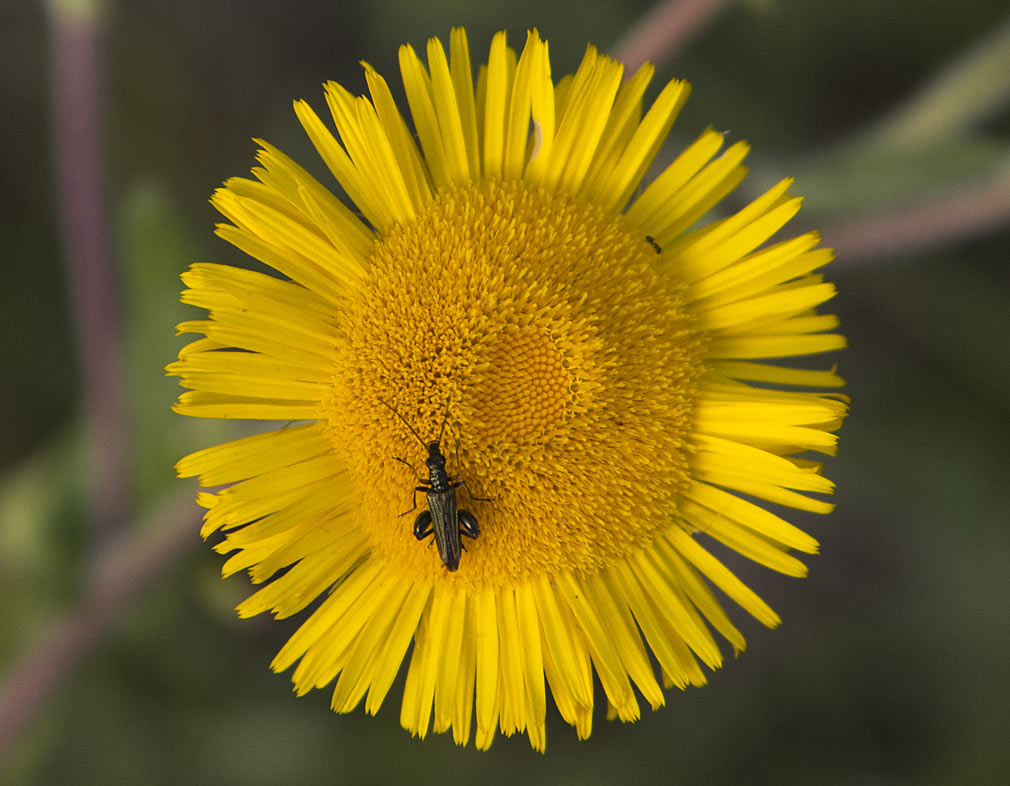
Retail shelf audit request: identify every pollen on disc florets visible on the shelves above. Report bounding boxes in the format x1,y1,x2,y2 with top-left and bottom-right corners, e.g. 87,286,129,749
322,179,707,590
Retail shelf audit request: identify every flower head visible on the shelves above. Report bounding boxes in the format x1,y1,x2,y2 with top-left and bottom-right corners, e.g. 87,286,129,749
170,28,847,751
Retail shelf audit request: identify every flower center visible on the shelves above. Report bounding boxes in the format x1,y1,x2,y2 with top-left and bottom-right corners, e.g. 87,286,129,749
323,180,706,590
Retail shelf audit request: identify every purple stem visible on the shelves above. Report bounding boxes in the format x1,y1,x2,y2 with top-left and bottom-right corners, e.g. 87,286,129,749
50,3,129,543
822,172,1010,264
0,491,201,761
611,0,731,71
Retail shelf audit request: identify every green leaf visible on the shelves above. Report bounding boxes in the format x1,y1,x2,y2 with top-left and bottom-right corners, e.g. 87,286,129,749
117,184,235,504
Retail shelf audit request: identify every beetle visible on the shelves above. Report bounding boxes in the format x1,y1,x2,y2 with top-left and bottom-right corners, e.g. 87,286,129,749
380,399,488,571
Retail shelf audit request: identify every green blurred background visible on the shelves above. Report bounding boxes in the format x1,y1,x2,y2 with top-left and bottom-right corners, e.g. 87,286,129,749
3,0,1010,783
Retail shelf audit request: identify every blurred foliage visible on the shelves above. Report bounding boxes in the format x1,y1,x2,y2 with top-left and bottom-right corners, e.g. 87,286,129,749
2,0,1010,783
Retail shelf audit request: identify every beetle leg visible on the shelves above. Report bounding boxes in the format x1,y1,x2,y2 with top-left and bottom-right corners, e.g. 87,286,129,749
398,484,428,517
457,478,494,503
413,510,433,541
450,438,493,502
458,510,480,539
393,455,422,480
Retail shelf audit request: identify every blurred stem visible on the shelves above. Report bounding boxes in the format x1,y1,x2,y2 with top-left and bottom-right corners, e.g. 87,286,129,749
611,0,731,72
49,0,129,544
821,165,1010,264
857,14,1010,149
0,490,200,762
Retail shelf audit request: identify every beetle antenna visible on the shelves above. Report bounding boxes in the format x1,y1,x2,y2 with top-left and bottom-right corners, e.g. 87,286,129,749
436,395,452,445
378,398,428,449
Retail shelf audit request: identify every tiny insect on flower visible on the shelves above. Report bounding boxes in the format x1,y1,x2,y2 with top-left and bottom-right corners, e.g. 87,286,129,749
383,398,488,572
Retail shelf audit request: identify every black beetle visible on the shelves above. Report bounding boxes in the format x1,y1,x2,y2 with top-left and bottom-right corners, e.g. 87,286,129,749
380,399,488,571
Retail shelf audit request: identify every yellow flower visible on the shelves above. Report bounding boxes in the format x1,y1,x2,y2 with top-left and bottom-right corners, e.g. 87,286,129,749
169,28,847,751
